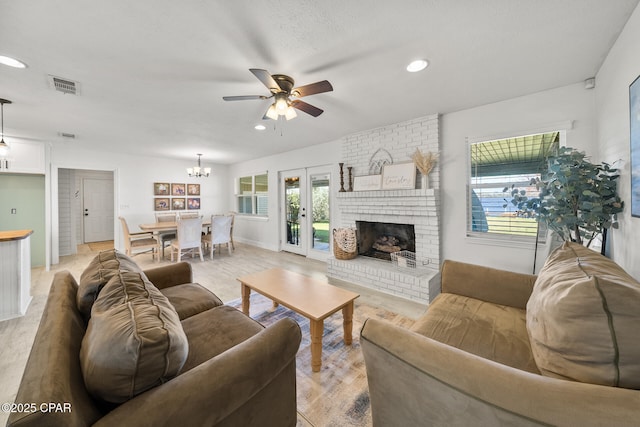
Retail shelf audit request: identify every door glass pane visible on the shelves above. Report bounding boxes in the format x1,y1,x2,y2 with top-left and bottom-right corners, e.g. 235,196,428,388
311,173,330,252
285,177,300,246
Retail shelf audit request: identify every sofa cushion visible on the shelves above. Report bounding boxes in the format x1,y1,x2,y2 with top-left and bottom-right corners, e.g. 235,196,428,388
80,271,188,403
159,283,223,320
527,242,640,389
180,305,264,373
77,249,142,318
411,293,539,374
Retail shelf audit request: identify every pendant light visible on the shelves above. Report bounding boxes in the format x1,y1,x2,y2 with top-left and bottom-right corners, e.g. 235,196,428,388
0,98,11,158
187,153,211,178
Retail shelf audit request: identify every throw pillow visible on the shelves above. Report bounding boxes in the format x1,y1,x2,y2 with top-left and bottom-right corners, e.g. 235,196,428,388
80,271,188,403
77,249,142,318
527,242,640,389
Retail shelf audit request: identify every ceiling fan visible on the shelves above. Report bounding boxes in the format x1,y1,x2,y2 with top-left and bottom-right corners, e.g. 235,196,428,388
223,69,333,120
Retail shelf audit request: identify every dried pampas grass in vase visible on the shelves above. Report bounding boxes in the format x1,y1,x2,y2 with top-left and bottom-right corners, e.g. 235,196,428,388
412,148,438,189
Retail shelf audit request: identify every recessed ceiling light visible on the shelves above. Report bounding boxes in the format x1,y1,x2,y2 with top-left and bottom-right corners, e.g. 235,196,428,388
406,59,428,73
0,55,27,69
254,124,266,130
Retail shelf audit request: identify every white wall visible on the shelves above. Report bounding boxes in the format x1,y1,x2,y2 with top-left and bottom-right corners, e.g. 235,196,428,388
595,3,640,278
440,83,597,273
228,139,341,251
49,145,228,258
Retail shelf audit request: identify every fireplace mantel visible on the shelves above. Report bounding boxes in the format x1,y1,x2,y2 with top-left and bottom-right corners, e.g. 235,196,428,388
337,188,436,199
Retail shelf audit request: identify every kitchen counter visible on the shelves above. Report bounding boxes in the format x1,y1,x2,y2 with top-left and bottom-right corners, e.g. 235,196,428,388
0,229,33,321
0,229,34,242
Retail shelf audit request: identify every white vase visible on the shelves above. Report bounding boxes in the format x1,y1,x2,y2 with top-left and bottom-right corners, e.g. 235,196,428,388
421,174,429,189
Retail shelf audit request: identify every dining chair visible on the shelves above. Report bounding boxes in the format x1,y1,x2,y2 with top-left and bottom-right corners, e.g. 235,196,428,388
202,215,233,259
170,217,204,262
118,216,159,260
227,211,236,251
179,212,199,219
155,212,177,258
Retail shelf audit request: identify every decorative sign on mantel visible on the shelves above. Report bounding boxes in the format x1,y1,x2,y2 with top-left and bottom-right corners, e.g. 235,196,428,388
381,162,416,190
353,174,382,191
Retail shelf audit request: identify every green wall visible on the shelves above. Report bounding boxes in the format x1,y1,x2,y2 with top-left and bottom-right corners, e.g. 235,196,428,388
0,174,46,267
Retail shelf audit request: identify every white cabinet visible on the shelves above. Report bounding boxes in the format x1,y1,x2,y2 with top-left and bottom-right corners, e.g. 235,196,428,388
0,141,45,174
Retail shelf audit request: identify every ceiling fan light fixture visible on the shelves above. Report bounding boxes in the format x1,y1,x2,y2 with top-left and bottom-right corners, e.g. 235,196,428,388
285,106,297,120
407,59,428,72
265,104,279,120
275,95,288,114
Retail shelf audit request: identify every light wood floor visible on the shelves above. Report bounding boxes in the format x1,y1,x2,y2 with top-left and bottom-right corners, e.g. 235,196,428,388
0,242,427,426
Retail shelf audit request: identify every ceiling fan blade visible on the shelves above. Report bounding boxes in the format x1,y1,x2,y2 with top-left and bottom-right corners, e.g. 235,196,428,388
262,106,272,120
250,69,282,92
222,95,269,101
291,100,324,117
292,80,333,98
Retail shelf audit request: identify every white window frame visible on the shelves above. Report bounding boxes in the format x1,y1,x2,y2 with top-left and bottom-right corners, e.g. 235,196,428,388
466,122,571,247
236,172,268,217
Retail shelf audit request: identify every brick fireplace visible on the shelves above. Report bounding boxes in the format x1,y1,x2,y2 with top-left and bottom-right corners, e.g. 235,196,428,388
327,114,441,304
357,221,415,261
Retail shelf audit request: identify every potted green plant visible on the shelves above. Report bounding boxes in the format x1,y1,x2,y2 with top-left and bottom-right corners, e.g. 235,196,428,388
504,147,624,252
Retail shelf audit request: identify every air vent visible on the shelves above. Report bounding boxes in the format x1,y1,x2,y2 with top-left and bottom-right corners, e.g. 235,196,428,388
48,75,79,95
58,132,76,139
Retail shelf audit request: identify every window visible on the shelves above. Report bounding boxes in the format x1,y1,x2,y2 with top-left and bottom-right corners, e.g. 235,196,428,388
237,173,268,216
468,132,560,242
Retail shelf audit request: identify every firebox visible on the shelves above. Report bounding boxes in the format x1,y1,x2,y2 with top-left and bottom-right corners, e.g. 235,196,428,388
356,221,416,261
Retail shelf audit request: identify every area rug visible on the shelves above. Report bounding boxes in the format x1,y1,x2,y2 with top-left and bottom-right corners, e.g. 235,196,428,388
228,292,415,427
87,240,114,251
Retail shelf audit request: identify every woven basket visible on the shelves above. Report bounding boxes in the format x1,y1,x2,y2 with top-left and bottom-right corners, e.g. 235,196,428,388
333,228,357,260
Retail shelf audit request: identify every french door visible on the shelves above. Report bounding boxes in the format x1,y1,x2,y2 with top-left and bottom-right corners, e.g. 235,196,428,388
280,166,332,260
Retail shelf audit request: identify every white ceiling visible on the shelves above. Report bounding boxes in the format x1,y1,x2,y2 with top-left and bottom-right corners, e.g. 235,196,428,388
1,0,638,164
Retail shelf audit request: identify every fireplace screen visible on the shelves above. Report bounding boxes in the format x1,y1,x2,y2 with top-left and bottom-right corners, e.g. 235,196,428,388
356,221,415,261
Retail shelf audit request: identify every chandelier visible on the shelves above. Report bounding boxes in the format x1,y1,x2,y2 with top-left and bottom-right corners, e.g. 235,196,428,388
187,153,211,178
0,98,11,158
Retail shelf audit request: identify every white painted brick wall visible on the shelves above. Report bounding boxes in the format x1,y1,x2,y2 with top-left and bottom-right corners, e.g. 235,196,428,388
328,114,441,303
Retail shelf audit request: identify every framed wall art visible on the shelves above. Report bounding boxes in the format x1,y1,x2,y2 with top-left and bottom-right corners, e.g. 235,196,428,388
171,183,186,196
187,183,200,196
630,74,640,217
154,198,170,211
154,182,170,196
353,174,382,191
381,162,416,190
172,198,186,210
187,197,201,210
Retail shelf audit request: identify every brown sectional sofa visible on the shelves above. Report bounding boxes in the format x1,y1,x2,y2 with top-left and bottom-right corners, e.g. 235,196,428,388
361,242,640,426
8,251,301,427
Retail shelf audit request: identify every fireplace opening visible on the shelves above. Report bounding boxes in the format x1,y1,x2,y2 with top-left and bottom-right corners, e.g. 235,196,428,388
356,221,415,261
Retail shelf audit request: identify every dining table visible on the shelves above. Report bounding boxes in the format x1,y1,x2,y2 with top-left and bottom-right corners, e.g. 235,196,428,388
139,219,212,259
138,219,212,233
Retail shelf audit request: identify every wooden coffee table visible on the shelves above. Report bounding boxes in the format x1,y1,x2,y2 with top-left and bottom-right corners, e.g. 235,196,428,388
237,268,360,372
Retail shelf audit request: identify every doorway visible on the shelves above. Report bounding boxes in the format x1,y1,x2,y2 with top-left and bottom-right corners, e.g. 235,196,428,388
83,178,114,242
280,166,332,260
57,168,114,257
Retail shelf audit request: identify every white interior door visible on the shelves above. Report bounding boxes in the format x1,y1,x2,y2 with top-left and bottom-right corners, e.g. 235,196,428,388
83,178,114,242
